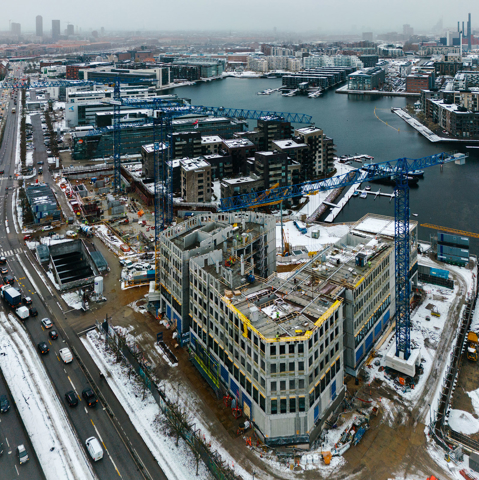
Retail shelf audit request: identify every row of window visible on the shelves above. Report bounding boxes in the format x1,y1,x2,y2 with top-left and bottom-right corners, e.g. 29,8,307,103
309,357,340,407
271,396,306,415
355,295,391,347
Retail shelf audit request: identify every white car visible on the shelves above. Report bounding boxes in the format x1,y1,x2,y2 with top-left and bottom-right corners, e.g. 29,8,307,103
43,226,53,231
41,318,53,329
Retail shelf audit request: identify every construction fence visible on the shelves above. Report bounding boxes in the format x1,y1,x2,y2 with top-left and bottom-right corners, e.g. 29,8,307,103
96,321,242,480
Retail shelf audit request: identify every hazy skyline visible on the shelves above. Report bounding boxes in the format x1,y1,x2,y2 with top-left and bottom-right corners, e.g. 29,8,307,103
1,0,479,36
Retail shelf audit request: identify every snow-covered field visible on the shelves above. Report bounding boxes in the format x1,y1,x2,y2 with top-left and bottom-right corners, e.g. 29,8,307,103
0,313,95,480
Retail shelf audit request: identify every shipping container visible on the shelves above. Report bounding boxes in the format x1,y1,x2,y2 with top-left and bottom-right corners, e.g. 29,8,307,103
437,244,469,258
437,232,469,248
437,253,468,266
429,267,449,280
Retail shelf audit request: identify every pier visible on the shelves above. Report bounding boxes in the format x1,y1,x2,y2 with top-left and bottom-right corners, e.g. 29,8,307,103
324,187,395,223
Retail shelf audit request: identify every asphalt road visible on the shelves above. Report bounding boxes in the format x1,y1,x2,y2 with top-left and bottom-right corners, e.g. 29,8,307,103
0,77,167,480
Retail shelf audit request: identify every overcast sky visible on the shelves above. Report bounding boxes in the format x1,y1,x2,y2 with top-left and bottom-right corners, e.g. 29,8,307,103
2,0,479,35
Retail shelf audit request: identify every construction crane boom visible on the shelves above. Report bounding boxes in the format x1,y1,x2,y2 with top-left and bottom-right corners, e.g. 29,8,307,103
220,151,466,363
420,224,479,239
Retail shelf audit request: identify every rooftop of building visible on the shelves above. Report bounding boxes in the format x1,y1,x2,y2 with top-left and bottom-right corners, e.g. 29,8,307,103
180,158,210,171
221,175,260,185
201,135,223,144
142,143,167,154
295,126,323,135
272,139,308,150
223,138,255,149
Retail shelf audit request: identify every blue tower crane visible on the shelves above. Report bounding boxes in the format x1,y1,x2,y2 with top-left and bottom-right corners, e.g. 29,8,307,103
219,152,465,361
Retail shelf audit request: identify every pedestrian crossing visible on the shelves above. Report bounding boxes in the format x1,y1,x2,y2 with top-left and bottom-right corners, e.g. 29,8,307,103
0,247,23,257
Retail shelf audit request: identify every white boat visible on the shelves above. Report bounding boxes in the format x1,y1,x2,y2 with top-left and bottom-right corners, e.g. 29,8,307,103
360,192,368,199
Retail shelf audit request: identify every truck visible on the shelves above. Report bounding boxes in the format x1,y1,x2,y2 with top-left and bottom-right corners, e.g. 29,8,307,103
467,332,478,362
2,287,21,308
15,306,29,320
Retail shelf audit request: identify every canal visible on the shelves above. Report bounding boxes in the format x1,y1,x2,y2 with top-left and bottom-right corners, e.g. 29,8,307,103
170,78,479,253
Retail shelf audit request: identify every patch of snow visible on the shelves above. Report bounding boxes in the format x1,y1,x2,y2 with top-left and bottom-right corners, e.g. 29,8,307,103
448,409,479,435
46,270,60,290
62,291,83,310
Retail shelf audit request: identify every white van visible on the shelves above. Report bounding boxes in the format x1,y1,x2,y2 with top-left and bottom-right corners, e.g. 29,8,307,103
59,348,73,364
85,437,103,462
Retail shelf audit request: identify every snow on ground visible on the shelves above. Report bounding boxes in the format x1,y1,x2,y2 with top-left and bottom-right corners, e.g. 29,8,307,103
62,291,83,310
95,224,127,254
0,312,95,480
127,300,148,315
26,150,34,166
82,330,212,480
367,282,458,404
46,270,60,290
13,188,21,233
276,220,349,251
40,236,72,246
212,180,221,203
448,409,479,435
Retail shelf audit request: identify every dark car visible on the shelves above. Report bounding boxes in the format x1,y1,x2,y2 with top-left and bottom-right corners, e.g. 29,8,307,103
3,275,14,285
0,257,7,265
38,342,49,355
0,394,10,413
0,268,7,275
82,387,98,408
22,296,32,305
37,161,44,165
65,391,78,407
29,307,38,317
49,330,58,340
0,170,4,175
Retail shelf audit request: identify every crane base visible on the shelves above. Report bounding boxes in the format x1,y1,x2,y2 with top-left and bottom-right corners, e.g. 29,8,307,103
384,341,421,377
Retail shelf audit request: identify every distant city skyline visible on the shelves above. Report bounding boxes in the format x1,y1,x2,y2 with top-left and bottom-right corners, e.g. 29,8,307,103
0,1,478,36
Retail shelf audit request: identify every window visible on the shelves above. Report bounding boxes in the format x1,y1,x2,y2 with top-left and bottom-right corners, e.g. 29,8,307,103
290,397,296,412
289,344,295,354
280,345,286,355
280,398,287,414
289,379,295,390
280,381,286,391
260,394,265,411
299,397,305,412
271,364,277,374
280,363,286,373
271,381,277,392
289,362,295,372
298,361,304,371
271,399,277,414
298,379,305,389
270,345,276,356
298,344,304,354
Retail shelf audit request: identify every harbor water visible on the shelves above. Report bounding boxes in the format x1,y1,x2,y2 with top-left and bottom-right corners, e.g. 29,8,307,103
170,78,479,254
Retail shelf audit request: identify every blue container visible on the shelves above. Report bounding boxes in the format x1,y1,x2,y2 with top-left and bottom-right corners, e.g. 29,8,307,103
438,232,469,248
437,253,468,266
438,244,469,258
429,267,449,280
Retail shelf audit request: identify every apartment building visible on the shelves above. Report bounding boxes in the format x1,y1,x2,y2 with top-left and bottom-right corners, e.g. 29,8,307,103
294,126,334,177
180,158,212,203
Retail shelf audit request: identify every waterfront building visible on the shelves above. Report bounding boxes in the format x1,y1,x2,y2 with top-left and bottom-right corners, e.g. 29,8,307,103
249,151,301,189
347,67,385,91
271,139,310,181
172,131,202,159
80,66,171,89
221,138,257,175
406,74,433,93
294,126,335,176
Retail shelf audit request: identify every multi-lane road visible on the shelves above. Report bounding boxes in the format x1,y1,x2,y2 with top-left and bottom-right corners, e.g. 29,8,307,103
0,73,168,479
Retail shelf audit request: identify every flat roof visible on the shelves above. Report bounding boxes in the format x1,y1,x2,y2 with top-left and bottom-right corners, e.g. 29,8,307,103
180,158,210,171
272,139,308,150
223,138,255,148
201,135,223,144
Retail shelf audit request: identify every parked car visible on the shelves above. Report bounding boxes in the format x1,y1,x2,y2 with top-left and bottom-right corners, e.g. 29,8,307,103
23,235,31,241
65,391,78,407
41,318,53,329
82,387,98,407
0,395,10,413
37,342,49,354
43,226,53,231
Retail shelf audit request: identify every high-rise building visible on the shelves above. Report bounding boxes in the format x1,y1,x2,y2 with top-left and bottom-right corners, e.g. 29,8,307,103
52,20,60,41
403,24,414,38
36,15,43,36
66,24,74,36
11,22,21,36
468,13,472,50
362,32,373,42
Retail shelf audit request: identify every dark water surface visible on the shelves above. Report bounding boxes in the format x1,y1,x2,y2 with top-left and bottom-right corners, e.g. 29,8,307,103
170,78,479,253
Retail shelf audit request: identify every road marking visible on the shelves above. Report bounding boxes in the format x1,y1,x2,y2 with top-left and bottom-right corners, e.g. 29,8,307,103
90,420,122,477
84,406,89,414
5,437,9,447
56,355,60,362
15,465,19,475
67,376,77,394
48,340,52,345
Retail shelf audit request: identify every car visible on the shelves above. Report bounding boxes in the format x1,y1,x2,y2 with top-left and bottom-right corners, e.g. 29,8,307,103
37,160,44,165
65,390,78,407
3,275,14,285
0,267,7,275
23,235,31,241
0,394,10,413
43,226,53,231
82,387,98,408
41,318,53,329
38,342,49,354
0,257,5,265
29,307,38,317
49,329,58,340
17,445,29,464
22,296,32,305
0,170,4,175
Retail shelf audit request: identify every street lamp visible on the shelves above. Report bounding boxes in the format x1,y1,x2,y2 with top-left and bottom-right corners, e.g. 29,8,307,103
252,470,256,480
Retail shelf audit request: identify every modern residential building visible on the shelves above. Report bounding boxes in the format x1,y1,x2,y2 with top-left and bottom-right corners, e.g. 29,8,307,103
220,175,264,199
180,158,212,203
80,66,171,89
271,139,310,181
294,126,334,177
249,151,301,189
203,153,233,181
66,24,74,36
172,131,202,159
52,20,60,41
201,135,224,155
406,74,432,93
347,67,385,91
141,143,167,179
222,138,257,174
36,16,43,37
